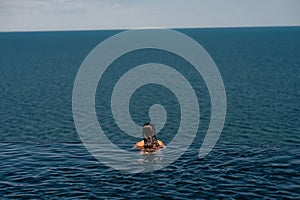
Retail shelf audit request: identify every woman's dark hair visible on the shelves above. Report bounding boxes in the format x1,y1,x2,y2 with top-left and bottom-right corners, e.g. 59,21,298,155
143,135,159,149
142,123,159,149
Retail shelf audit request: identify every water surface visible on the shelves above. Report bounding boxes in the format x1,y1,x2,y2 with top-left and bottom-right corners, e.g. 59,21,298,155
0,27,299,198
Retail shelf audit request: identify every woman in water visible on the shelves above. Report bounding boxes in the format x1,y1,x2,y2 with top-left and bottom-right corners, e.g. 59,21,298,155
135,123,164,151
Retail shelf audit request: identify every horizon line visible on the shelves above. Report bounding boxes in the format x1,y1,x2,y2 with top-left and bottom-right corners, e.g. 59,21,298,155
0,24,299,33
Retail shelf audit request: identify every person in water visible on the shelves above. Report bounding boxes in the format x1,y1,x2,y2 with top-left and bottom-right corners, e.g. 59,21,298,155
135,123,164,151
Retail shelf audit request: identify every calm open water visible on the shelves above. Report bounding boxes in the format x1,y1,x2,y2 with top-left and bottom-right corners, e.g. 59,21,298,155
0,27,299,199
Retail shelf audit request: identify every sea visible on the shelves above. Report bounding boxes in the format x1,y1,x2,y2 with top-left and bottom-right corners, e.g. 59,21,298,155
0,27,299,199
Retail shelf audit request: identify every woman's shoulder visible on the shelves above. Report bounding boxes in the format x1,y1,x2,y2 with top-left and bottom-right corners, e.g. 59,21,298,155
157,140,164,147
135,140,144,148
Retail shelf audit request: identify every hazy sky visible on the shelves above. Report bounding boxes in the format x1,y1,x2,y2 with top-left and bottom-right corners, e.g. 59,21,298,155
0,0,299,31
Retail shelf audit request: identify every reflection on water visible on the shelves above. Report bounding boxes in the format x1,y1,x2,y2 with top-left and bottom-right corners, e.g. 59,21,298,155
138,149,164,172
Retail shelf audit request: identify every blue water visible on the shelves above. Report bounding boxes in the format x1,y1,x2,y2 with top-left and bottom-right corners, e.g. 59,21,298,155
0,27,299,199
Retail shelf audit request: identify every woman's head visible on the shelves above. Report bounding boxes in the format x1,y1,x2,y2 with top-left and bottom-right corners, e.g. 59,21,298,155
142,123,156,138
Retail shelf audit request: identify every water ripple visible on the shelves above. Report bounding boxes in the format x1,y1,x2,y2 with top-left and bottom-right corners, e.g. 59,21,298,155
1,143,299,199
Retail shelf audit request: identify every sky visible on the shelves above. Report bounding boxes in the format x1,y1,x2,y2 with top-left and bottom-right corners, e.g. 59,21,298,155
0,0,299,32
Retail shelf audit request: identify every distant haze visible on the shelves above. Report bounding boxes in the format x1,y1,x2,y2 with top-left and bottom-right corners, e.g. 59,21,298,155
0,0,299,32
